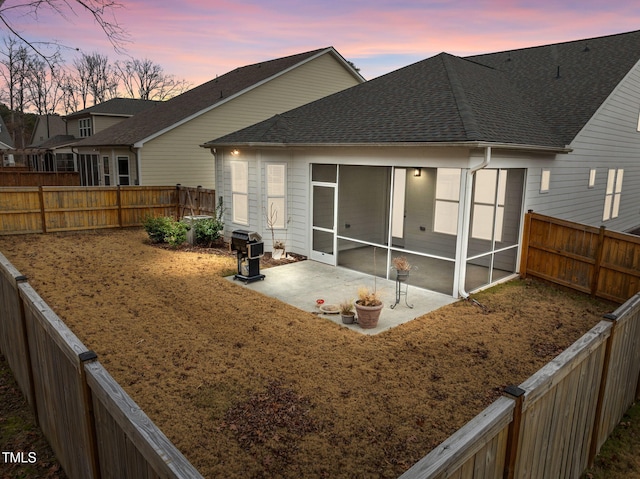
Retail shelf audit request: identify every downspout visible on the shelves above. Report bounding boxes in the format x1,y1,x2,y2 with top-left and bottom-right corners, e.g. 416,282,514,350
129,145,140,185
456,146,491,299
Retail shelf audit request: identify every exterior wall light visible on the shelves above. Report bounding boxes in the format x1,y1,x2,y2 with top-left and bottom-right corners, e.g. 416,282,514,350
414,168,421,177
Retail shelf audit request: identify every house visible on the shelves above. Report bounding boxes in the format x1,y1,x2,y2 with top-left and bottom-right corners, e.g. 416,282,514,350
27,114,67,171
202,30,640,298
72,47,365,188
28,99,159,182
0,115,15,165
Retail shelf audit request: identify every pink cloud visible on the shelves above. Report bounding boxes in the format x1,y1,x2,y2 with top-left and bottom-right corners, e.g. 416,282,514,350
5,0,640,85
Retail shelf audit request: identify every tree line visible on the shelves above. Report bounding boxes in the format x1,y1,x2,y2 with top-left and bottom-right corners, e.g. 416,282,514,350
0,35,192,117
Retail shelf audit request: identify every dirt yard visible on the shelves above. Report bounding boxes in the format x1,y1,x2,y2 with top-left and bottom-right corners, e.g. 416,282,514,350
0,229,617,478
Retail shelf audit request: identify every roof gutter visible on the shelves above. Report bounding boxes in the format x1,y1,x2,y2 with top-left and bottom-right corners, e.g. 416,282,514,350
455,146,492,299
201,140,572,154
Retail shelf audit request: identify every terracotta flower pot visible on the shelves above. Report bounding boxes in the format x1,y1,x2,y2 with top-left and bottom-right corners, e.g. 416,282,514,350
355,301,383,329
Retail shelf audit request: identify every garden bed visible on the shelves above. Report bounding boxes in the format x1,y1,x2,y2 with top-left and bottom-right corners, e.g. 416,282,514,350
0,229,617,478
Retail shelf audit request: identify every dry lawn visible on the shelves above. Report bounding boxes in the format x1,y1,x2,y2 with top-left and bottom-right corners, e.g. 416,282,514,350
0,229,617,478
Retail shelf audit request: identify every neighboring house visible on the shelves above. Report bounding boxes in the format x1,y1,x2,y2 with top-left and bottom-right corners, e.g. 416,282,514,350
202,30,640,298
28,99,159,183
72,47,364,188
63,98,160,185
27,114,67,171
0,115,15,165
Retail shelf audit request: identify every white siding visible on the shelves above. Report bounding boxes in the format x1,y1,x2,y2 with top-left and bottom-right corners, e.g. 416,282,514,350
524,60,640,232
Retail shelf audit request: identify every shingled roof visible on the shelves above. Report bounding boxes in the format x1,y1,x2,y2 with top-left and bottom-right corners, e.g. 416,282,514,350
204,30,640,150
74,48,351,148
65,98,160,119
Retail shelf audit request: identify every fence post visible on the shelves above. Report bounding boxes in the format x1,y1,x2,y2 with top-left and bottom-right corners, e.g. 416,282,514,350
14,273,39,424
590,226,606,297
519,211,533,278
116,186,123,227
196,185,202,215
38,186,47,234
588,313,616,467
79,350,102,479
175,184,181,220
503,385,525,479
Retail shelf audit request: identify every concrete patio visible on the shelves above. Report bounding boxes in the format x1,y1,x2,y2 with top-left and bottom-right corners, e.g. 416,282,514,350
226,260,457,335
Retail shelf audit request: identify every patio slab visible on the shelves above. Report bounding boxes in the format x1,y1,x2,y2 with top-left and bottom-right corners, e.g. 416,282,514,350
225,260,457,335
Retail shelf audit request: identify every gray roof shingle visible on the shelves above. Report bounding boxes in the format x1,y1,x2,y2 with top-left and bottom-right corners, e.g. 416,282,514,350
205,30,640,149
65,98,160,119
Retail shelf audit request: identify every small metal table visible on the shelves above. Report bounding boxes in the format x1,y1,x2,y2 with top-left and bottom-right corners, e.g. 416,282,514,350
391,271,413,309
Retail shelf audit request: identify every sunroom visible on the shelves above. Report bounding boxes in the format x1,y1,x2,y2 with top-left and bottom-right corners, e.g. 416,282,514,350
308,161,525,297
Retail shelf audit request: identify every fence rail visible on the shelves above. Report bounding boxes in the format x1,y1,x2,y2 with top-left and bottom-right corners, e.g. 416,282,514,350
399,292,640,479
0,185,216,235
520,211,640,303
0,251,204,479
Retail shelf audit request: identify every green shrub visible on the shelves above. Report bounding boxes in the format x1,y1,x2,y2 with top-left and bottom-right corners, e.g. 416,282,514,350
143,215,188,247
165,220,188,248
194,217,224,247
143,215,174,244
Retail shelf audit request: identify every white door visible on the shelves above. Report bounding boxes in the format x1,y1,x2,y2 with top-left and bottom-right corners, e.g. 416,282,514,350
310,183,337,264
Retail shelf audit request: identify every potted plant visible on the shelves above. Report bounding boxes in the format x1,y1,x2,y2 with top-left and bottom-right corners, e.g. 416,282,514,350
354,286,383,329
392,256,412,282
272,239,286,260
339,299,356,324
265,203,286,260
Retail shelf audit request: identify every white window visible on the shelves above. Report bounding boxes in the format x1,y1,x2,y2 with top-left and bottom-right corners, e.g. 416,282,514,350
434,168,461,235
231,161,248,225
78,118,92,137
540,169,551,193
603,168,624,221
266,164,286,229
588,168,596,188
472,169,507,242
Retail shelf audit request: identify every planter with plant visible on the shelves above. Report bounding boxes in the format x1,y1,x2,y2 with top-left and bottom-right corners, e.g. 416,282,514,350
265,203,286,260
392,256,412,282
354,286,383,329
339,299,356,324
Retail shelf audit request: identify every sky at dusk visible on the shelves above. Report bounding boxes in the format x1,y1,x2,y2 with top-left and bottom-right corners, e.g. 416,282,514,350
8,0,640,86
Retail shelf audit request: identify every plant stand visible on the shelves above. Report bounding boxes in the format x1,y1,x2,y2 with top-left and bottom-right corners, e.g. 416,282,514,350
391,273,413,309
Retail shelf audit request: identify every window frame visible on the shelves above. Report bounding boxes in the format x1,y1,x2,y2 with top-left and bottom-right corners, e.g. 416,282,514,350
433,168,461,236
266,163,287,229
78,118,92,138
230,160,249,225
603,168,624,221
540,168,551,193
117,156,130,186
471,169,507,242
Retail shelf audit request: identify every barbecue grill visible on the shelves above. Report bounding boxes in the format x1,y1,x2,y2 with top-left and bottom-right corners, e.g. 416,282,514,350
231,230,265,283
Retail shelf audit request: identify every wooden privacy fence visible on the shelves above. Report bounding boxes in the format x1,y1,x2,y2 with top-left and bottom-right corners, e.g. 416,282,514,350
0,171,81,187
0,251,204,479
520,211,640,304
399,292,640,479
0,185,217,235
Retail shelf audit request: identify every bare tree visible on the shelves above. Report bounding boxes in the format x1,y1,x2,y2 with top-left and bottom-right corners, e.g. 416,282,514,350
116,57,191,100
25,54,64,114
0,36,30,112
73,52,118,106
0,0,128,60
